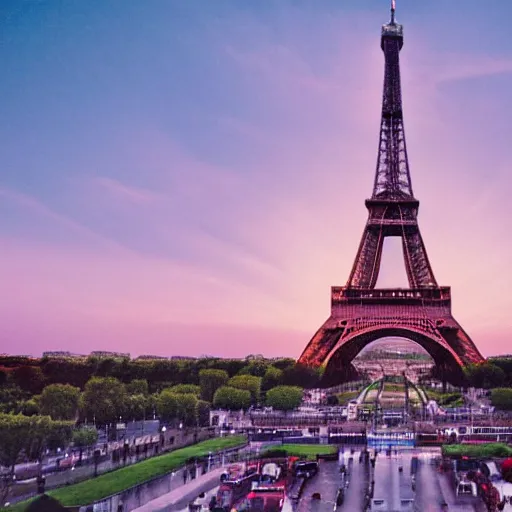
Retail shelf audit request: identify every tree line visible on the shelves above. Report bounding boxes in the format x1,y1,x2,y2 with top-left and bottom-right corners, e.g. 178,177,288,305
0,356,321,427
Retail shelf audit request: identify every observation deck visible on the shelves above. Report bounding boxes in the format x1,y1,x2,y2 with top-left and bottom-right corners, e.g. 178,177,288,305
381,22,403,49
332,286,451,307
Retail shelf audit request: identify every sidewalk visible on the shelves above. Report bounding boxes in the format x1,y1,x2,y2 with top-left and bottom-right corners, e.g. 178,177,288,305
132,467,225,512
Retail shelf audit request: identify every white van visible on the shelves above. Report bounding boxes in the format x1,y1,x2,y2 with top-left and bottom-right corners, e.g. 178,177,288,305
455,479,477,497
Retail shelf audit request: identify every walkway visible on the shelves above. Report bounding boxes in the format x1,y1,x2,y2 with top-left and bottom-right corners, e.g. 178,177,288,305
132,467,224,512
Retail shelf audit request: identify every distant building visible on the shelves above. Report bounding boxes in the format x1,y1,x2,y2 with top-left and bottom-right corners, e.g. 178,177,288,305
43,351,84,359
90,351,130,359
169,356,196,360
135,355,168,360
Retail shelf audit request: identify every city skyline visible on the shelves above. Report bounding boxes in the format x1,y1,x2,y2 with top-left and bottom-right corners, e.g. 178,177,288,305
1,0,512,358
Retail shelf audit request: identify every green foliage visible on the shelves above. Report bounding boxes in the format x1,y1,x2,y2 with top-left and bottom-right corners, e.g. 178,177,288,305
228,375,261,403
442,443,512,458
464,362,506,389
238,360,269,378
169,384,201,397
491,388,512,411
281,364,320,389
39,383,80,420
126,379,149,396
20,398,40,416
271,358,296,371
199,369,229,402
0,385,26,413
262,366,282,392
0,413,33,471
27,416,74,460
488,357,512,386
213,386,251,410
81,377,127,424
175,393,199,426
73,426,98,449
156,389,178,422
11,436,247,510
263,444,337,460
126,394,150,420
265,386,303,411
9,366,46,395
197,400,211,427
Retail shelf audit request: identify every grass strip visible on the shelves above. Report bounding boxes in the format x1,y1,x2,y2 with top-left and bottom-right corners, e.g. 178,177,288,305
263,444,337,460
442,443,512,458
10,436,246,511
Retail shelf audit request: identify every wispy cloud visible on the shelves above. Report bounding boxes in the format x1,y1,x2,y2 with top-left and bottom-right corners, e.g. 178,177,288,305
93,177,163,205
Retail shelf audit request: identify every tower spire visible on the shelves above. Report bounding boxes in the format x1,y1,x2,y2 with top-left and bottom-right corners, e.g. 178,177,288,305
391,0,396,24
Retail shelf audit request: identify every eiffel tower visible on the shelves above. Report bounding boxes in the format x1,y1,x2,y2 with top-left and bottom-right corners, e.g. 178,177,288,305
298,1,484,385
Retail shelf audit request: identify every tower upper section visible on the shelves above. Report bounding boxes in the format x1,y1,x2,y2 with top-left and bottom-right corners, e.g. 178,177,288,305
371,0,414,202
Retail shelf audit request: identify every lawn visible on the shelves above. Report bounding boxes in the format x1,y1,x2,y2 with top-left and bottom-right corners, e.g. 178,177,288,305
263,444,337,460
336,391,359,404
11,436,247,511
384,383,404,393
442,443,512,458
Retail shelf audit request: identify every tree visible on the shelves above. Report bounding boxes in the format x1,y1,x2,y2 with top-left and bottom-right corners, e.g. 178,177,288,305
228,375,261,404
238,360,269,378
489,358,512,386
156,389,178,422
175,393,198,427
0,413,32,502
169,384,201,397
464,363,506,389
20,398,39,416
0,414,72,502
0,385,26,413
126,379,149,396
81,377,127,424
199,369,229,402
265,386,303,411
281,364,321,388
213,386,251,411
73,426,98,463
126,394,149,420
491,388,512,411
26,416,73,463
9,366,46,395
39,384,80,420
262,367,282,392
197,400,211,427
0,369,6,387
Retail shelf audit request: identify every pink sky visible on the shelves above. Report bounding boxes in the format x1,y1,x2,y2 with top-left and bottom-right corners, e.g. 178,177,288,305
1,2,512,358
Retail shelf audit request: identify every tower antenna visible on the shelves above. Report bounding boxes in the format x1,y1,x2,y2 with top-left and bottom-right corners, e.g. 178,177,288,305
391,0,396,24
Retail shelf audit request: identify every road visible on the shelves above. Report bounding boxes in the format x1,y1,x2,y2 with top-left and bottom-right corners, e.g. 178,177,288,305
339,451,367,511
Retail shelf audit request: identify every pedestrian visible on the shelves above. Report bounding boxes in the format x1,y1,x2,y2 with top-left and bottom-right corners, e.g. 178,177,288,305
183,468,187,485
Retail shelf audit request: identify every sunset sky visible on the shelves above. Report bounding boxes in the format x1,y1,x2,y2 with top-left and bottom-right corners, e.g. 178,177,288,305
1,0,512,359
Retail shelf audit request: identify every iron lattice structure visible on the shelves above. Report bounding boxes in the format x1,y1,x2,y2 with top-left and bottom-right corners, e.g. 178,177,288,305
298,3,484,385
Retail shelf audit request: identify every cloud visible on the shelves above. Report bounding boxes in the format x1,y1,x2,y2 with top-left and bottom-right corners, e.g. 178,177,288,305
93,176,163,204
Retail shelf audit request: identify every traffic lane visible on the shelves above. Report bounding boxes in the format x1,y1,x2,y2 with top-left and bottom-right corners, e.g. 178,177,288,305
415,457,447,512
372,453,398,509
437,472,486,512
339,452,367,511
295,461,340,512
416,456,486,512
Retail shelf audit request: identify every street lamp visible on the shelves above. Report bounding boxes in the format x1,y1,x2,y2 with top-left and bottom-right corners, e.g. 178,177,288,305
207,451,212,473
